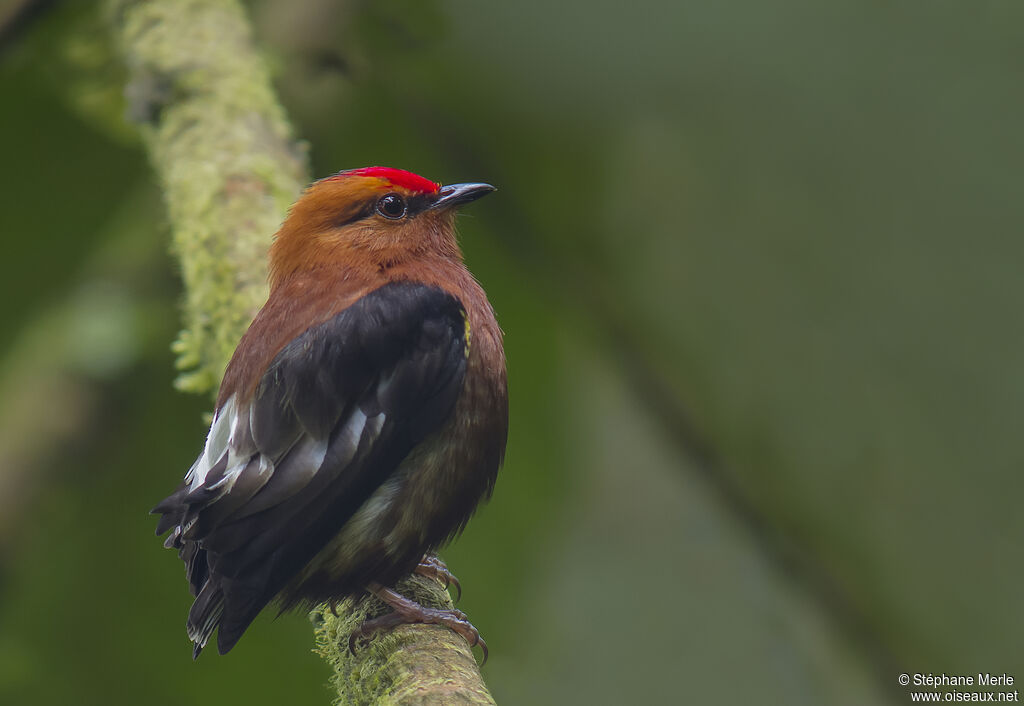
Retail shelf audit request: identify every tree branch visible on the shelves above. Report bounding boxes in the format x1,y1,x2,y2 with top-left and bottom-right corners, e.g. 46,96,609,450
313,574,495,706
108,0,307,396
107,1,495,701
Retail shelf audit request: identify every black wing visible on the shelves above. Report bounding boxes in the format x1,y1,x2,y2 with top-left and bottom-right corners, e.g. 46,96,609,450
153,281,468,656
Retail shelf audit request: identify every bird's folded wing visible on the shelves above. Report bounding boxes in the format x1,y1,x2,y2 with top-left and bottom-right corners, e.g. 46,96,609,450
153,281,469,654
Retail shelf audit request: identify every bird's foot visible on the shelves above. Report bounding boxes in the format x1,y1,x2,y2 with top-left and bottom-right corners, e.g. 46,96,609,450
414,554,462,602
348,584,488,664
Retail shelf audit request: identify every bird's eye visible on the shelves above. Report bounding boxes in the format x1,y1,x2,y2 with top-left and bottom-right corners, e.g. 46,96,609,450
376,193,407,219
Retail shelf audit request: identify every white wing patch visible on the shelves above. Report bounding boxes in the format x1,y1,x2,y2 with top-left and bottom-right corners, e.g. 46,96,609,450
332,408,381,470
175,396,389,555
186,395,239,490
185,394,272,496
181,397,385,513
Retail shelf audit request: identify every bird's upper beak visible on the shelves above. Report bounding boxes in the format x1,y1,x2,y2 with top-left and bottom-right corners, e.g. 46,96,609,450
429,182,496,211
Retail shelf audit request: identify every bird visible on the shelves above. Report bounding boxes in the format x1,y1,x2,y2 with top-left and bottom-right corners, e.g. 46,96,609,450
153,166,508,659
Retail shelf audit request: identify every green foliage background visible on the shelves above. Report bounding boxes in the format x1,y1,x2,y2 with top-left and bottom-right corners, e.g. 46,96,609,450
0,1,1020,704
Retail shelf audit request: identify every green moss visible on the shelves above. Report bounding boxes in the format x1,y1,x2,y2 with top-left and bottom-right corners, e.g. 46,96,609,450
110,0,308,398
312,574,496,705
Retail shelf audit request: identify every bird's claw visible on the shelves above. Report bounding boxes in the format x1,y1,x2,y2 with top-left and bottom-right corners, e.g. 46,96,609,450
348,585,488,664
415,554,463,602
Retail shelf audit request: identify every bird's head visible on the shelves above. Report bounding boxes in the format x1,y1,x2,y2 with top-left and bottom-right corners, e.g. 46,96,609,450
269,167,495,289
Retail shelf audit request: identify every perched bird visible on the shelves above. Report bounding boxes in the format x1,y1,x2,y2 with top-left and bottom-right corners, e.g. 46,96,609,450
154,167,507,658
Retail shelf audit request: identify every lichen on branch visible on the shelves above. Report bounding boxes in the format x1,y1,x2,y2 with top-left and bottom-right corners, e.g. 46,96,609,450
108,0,308,396
313,573,496,706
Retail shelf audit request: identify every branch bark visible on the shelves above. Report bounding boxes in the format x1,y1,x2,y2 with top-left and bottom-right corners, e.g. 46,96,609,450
313,574,496,706
107,1,495,702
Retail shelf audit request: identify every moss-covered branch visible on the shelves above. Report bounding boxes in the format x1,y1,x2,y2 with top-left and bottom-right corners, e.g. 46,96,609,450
108,1,495,702
313,574,496,706
107,0,307,395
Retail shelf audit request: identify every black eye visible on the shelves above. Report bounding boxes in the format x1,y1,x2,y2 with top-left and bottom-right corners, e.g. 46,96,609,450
376,193,407,219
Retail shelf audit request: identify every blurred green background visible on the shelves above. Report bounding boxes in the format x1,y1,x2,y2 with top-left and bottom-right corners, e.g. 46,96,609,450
1,1,1021,704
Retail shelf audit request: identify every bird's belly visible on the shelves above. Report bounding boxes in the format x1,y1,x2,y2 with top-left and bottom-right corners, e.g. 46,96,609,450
287,341,505,603
290,418,491,597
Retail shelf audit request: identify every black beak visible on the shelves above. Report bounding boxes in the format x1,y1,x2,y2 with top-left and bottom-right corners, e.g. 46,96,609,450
429,182,496,211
